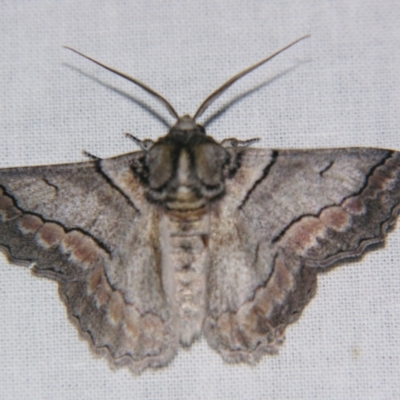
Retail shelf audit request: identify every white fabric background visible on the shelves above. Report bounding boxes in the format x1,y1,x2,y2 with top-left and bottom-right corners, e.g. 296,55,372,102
1,1,400,399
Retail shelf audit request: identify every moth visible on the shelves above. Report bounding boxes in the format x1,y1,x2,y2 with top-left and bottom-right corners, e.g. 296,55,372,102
1,35,399,374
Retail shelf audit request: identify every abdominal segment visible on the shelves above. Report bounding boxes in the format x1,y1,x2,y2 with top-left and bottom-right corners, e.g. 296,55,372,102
161,210,210,345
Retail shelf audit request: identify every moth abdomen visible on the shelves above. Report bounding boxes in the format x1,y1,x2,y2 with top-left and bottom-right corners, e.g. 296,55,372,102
161,210,210,345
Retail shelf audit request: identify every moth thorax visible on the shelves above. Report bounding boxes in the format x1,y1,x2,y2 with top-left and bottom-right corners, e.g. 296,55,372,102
175,151,194,198
166,149,207,210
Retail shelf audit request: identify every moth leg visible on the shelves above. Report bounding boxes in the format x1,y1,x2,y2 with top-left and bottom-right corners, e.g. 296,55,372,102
82,150,101,160
125,133,154,151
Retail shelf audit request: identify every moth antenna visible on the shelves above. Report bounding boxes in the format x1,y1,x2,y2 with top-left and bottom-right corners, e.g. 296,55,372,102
193,35,310,120
63,46,180,121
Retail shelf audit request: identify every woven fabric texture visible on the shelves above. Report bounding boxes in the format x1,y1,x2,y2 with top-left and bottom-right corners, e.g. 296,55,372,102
1,1,399,399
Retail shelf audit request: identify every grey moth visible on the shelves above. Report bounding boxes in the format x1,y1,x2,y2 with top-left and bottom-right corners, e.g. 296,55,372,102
1,36,399,373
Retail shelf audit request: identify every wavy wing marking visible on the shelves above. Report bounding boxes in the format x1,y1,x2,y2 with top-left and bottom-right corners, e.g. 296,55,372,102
0,156,177,373
205,148,400,363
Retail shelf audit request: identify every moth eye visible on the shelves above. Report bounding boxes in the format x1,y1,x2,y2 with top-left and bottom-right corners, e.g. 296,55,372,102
146,144,174,189
194,143,229,187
